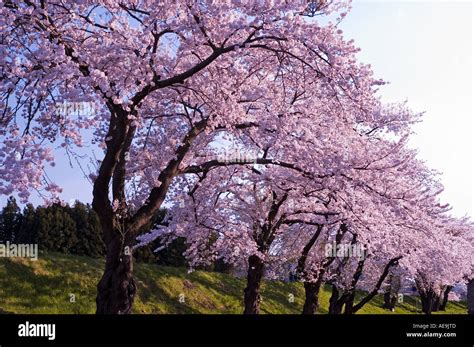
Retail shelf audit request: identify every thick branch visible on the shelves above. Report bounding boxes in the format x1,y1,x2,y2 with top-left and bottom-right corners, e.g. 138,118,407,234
129,118,208,232
112,122,137,207
179,157,320,180
297,224,323,276
352,255,403,313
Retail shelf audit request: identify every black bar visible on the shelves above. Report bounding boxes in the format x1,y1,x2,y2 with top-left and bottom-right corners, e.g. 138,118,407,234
0,314,472,346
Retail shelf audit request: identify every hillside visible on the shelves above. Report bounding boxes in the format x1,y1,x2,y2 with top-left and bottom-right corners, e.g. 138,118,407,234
0,252,467,314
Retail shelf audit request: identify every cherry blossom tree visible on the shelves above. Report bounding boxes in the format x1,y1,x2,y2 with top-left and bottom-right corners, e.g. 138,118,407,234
2,0,385,313
257,134,473,315
138,165,332,314
139,100,422,314
320,187,474,315
413,217,474,314
2,0,472,316
274,123,425,314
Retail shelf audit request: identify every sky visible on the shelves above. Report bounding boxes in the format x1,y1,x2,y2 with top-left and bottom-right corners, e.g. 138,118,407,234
339,0,473,217
2,1,473,218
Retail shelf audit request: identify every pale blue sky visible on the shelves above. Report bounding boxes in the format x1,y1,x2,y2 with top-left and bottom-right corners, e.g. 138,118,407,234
2,1,473,218
339,0,473,217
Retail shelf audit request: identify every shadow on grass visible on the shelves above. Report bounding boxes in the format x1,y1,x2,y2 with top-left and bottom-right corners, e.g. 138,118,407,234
134,265,210,314
0,258,78,312
0,253,468,315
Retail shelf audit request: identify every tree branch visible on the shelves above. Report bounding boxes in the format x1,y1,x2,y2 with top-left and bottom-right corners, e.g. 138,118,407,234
352,255,403,313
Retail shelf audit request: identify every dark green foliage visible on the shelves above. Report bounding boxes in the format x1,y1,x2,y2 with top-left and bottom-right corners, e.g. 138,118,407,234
36,204,78,252
0,198,103,257
0,197,186,265
15,204,37,244
133,209,188,267
69,201,105,257
156,237,187,267
0,196,21,243
134,237,188,266
214,257,234,274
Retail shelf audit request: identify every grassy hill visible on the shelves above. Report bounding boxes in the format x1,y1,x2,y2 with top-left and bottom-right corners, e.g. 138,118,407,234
0,252,467,314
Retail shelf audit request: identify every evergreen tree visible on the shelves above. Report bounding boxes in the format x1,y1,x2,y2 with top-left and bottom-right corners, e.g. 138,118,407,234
156,237,187,267
134,209,187,266
69,201,105,257
15,203,37,244
36,204,78,253
86,204,105,256
35,206,51,250
0,196,21,243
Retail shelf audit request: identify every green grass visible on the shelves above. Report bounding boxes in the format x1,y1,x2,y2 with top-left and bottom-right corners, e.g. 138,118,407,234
0,252,467,314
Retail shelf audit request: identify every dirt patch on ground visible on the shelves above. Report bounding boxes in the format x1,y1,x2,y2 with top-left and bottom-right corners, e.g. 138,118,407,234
183,279,195,289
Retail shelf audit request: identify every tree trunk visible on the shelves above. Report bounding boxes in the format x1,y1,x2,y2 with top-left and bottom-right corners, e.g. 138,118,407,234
419,293,428,314
383,291,397,311
415,275,435,315
343,293,355,314
439,285,452,311
328,285,343,314
383,274,400,311
432,293,441,312
96,228,136,314
302,279,323,314
243,255,265,314
468,279,474,314
419,289,435,315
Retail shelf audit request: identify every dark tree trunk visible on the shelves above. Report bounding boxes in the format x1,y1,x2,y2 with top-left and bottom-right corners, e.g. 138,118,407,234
419,292,427,314
432,294,441,312
302,279,323,314
383,275,401,311
96,227,136,314
328,285,344,314
243,255,265,314
343,293,355,314
419,289,435,315
299,224,342,315
468,279,474,314
439,285,452,311
415,275,436,315
298,224,323,315
383,291,397,311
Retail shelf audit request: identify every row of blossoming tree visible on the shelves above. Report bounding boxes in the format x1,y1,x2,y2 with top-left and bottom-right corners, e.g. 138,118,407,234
1,0,473,314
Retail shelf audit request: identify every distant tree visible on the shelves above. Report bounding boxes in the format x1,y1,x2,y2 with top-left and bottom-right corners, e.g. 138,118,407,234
36,204,78,253
15,204,37,244
69,202,105,257
34,207,49,249
214,257,234,274
69,202,89,256
0,196,21,243
134,209,187,267
155,237,188,267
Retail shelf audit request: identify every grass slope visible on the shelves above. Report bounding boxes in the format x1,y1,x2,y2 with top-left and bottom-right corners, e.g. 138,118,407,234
0,252,467,314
